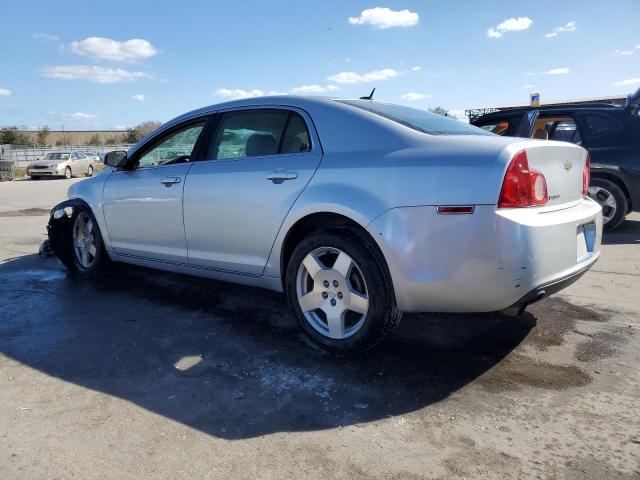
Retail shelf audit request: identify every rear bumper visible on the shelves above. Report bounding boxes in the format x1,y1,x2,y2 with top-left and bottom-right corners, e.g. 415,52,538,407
367,197,602,313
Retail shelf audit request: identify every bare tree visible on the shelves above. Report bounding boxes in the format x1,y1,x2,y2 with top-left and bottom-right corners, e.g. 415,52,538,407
36,126,51,146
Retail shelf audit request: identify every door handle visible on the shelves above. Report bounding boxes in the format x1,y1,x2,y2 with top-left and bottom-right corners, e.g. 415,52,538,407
266,169,298,184
160,175,181,186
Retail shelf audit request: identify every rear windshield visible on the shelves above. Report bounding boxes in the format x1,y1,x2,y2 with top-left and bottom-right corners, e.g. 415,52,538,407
337,100,492,136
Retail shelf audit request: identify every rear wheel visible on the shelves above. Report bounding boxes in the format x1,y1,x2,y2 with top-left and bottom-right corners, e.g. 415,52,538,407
64,167,72,179
589,178,628,231
286,231,401,353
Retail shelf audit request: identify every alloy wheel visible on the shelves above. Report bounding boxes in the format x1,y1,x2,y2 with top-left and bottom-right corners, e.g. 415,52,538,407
296,246,369,339
588,186,617,225
72,212,97,269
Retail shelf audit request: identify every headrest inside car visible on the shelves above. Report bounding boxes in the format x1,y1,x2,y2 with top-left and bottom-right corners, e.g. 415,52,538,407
246,134,277,157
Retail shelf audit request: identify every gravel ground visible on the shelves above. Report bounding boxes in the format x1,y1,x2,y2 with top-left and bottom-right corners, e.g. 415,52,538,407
0,177,638,479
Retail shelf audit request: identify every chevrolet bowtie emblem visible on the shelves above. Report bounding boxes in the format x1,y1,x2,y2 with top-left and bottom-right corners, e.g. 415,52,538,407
563,160,573,171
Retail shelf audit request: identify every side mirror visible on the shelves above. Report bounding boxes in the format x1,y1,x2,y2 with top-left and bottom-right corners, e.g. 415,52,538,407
104,150,128,168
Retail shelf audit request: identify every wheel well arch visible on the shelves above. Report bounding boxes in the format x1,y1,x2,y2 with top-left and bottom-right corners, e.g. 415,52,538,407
591,170,632,207
280,212,390,288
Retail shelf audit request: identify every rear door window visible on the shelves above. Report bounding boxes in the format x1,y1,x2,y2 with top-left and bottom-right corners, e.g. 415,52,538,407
582,114,620,137
208,109,311,160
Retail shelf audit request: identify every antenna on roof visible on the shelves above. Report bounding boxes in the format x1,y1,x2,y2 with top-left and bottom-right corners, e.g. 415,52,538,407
359,88,375,101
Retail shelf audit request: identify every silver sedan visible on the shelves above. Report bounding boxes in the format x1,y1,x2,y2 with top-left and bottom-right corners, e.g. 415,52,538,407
47,96,602,352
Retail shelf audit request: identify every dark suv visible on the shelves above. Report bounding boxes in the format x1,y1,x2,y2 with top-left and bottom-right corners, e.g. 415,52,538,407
472,90,640,231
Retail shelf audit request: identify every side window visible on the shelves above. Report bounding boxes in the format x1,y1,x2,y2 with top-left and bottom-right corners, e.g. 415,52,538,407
478,121,510,135
210,110,288,160
137,122,206,168
548,119,582,144
583,114,620,137
207,109,312,160
281,114,311,153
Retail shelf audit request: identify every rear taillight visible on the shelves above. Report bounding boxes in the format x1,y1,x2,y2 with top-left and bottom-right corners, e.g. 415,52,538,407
498,150,548,208
582,153,591,197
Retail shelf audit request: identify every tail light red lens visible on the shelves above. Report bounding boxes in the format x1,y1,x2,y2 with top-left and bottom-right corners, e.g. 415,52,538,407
582,153,591,197
498,150,548,208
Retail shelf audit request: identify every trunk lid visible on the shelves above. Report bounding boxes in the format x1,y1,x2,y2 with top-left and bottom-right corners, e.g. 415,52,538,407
505,140,587,207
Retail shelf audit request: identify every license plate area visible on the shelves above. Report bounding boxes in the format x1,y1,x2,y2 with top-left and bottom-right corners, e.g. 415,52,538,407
577,222,596,262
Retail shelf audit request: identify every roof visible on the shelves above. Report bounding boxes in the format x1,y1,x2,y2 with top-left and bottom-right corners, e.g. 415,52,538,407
465,95,627,121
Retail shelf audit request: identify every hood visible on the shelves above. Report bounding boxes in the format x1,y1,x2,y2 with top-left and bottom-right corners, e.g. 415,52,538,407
31,159,67,167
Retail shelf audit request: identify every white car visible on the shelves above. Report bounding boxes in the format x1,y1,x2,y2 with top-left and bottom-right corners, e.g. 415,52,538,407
47,96,602,352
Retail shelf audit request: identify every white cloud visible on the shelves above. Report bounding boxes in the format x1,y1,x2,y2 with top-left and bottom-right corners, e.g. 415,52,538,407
637,44,640,50
401,92,431,101
69,112,97,120
612,78,640,87
70,37,157,62
411,66,421,71
0,88,11,97
348,7,419,29
328,68,400,84
42,65,152,83
615,50,634,56
33,32,59,43
487,17,533,38
215,88,267,100
545,21,576,38
133,94,145,101
522,84,535,89
46,111,98,122
289,84,339,94
545,67,570,75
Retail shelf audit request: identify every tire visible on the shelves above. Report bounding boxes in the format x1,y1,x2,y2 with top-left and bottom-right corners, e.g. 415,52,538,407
68,205,109,276
285,230,402,354
589,178,628,232
30,175,41,180
86,165,94,177
64,167,72,179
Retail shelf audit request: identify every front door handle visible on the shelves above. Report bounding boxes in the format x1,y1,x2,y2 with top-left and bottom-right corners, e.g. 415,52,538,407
266,169,298,184
161,175,181,186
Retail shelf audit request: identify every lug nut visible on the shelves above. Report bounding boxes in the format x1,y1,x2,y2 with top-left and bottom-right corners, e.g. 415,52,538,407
337,292,343,299
332,280,339,287
323,280,330,288
330,299,337,306
322,291,328,299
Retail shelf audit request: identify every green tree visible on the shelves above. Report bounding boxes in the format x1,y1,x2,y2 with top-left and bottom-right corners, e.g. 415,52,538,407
36,126,51,146
124,121,162,144
429,106,450,117
86,134,101,146
0,127,31,145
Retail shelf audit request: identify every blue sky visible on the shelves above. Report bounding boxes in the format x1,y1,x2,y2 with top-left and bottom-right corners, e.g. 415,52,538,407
1,0,639,130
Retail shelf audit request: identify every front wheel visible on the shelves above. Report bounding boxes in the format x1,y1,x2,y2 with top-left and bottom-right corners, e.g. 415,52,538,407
589,178,628,231
64,167,72,179
86,165,94,177
70,207,109,275
285,231,402,353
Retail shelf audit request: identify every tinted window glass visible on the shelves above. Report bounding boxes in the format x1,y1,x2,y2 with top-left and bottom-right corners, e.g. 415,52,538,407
477,120,510,135
548,119,582,144
281,114,311,153
137,122,205,168
338,100,492,136
583,115,619,137
209,110,290,160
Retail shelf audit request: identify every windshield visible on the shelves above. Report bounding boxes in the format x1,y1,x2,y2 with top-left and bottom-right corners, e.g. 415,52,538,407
44,153,70,160
337,100,492,136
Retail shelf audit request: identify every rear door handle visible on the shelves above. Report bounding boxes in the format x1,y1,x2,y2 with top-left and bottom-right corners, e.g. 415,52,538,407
266,169,298,184
160,175,181,186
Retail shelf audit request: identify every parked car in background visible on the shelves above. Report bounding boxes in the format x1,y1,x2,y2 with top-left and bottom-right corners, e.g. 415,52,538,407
27,152,96,180
83,151,101,163
48,96,601,352
472,89,640,231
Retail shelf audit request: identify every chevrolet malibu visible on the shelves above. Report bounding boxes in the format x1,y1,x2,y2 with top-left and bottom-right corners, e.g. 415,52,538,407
47,96,602,352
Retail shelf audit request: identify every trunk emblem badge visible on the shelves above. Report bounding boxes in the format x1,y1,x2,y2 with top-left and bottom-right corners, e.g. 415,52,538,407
563,160,573,171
